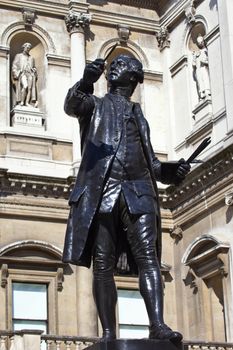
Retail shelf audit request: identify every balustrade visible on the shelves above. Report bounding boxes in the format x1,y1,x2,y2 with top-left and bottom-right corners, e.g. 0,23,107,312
0,331,233,350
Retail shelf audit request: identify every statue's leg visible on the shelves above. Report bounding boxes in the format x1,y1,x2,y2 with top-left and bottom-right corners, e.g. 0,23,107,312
92,212,118,340
26,75,33,106
121,200,182,341
20,75,28,106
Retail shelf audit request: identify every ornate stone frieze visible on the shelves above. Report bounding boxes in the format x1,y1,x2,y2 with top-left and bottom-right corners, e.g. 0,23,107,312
65,11,91,34
117,24,131,43
156,26,170,51
0,168,74,201
21,7,37,28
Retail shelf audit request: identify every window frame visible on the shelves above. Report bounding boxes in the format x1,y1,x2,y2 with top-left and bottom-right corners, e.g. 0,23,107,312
7,268,58,333
115,275,149,338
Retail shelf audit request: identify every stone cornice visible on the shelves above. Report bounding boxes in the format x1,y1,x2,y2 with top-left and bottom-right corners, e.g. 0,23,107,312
110,0,157,10
160,0,204,30
90,9,159,32
46,54,71,68
0,45,9,58
144,70,163,82
0,0,159,33
0,169,75,207
0,0,68,17
162,145,233,225
170,55,188,78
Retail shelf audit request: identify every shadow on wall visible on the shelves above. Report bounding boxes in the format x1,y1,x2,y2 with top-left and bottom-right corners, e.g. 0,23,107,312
209,0,218,10
226,206,233,224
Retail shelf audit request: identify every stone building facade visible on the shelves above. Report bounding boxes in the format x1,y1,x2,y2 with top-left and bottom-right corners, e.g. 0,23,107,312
0,0,233,343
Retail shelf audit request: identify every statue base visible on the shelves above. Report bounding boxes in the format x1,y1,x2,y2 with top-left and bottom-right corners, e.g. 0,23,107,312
192,97,212,126
11,105,45,129
86,339,183,350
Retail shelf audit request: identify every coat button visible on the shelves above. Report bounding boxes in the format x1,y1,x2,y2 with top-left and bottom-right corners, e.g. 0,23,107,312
114,137,119,142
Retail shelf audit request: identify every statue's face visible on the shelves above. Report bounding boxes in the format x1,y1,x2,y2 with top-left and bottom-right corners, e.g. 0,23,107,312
196,36,204,49
23,43,32,53
108,56,136,87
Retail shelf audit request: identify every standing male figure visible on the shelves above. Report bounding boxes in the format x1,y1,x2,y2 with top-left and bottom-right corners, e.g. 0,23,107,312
11,42,38,107
63,55,190,341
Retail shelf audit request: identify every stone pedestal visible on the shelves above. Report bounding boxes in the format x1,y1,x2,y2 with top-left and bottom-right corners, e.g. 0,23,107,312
192,98,212,127
11,105,45,129
86,339,183,350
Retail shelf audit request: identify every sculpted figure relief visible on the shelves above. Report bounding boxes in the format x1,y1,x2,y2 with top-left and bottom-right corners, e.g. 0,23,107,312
11,43,38,107
192,34,211,100
62,54,190,341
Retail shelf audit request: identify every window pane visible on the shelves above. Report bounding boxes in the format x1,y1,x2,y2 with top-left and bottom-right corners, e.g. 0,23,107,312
119,325,148,339
118,289,149,325
12,283,47,320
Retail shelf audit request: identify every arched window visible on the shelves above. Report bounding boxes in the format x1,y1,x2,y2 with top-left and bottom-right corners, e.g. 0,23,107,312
182,235,230,341
0,241,66,334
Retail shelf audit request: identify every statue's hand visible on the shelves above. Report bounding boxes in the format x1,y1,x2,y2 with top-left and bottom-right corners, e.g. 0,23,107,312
83,59,105,85
175,158,191,182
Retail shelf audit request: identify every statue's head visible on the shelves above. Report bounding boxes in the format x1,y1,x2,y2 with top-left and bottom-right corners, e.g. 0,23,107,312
108,54,144,95
22,42,32,53
196,34,205,49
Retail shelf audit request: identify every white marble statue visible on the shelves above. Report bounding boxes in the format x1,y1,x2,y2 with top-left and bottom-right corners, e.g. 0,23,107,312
192,34,211,100
11,42,38,107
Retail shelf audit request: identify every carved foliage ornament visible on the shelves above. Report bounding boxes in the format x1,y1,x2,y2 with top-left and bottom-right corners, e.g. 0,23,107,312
21,7,37,28
117,24,131,43
65,11,92,34
169,225,183,241
156,26,170,50
185,0,197,25
225,191,233,206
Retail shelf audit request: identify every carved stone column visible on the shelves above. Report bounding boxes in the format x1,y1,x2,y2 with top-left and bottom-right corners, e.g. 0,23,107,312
65,11,91,83
65,10,97,338
0,46,10,128
65,11,91,174
217,0,233,141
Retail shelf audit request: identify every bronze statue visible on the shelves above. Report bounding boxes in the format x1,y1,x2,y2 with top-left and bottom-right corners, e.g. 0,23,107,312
62,54,190,342
11,42,38,107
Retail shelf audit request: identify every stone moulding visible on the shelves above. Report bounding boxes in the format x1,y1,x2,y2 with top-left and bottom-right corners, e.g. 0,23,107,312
169,55,188,78
90,8,159,33
46,54,71,68
0,45,10,58
1,21,56,54
0,168,74,202
143,70,163,82
0,0,68,17
160,0,205,30
205,25,220,46
98,38,150,69
162,144,233,217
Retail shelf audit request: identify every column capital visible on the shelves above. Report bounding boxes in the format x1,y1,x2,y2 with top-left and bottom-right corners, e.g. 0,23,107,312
156,26,170,51
65,10,91,34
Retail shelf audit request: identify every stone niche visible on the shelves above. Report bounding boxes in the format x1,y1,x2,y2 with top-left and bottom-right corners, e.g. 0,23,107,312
188,23,213,125
10,32,46,130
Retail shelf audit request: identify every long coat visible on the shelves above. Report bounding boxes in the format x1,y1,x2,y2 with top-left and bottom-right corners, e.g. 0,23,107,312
62,83,175,268
11,53,37,103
